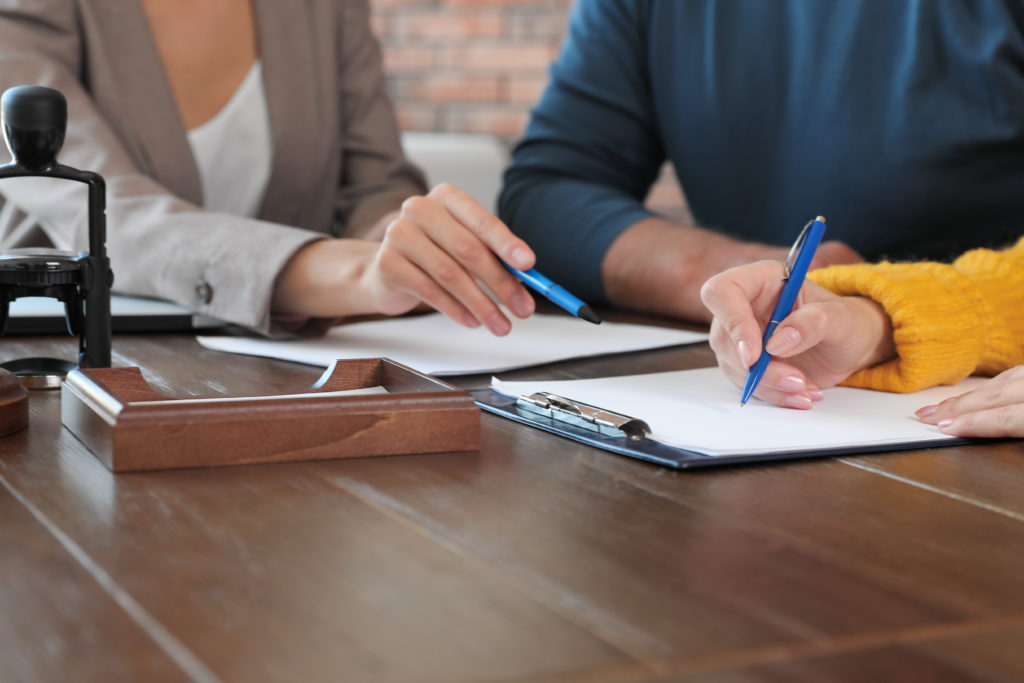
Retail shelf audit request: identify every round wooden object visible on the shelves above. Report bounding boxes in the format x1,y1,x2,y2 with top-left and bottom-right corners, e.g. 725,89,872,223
0,368,29,437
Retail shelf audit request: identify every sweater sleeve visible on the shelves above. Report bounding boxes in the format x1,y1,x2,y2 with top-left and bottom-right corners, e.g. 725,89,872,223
808,237,1024,392
497,0,663,304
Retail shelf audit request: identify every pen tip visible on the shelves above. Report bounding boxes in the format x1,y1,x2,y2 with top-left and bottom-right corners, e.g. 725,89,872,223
577,305,602,325
739,400,746,407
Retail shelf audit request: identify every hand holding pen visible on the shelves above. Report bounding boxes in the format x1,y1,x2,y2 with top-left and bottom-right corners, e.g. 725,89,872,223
344,183,543,336
351,183,598,335
739,217,828,405
701,216,897,408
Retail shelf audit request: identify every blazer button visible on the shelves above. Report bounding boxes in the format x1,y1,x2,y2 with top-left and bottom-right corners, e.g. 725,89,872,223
195,281,213,305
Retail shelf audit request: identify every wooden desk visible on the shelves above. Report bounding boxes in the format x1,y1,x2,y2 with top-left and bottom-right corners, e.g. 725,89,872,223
2,328,1023,682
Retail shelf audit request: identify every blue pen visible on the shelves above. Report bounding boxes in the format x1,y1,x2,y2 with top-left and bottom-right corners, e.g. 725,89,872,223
502,263,601,324
740,216,827,406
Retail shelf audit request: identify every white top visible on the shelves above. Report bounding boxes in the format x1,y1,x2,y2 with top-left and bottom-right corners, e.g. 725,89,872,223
186,61,272,218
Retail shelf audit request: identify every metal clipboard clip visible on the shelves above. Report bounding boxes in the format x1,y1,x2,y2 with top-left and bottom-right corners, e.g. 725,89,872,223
516,392,651,441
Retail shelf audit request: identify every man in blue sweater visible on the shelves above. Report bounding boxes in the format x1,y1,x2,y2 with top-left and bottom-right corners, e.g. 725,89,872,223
499,0,1024,322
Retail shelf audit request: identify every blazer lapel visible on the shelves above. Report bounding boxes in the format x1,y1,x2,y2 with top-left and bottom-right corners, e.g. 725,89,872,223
252,0,322,228
88,0,203,205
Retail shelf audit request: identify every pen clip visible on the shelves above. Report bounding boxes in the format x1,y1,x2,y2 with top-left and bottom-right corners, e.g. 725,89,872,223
783,220,813,281
516,392,651,441
782,216,826,280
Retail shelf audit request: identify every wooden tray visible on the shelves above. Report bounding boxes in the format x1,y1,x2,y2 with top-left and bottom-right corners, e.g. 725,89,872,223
61,358,479,472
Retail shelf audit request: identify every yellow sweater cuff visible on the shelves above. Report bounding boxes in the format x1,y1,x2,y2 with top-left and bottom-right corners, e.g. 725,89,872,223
808,262,986,393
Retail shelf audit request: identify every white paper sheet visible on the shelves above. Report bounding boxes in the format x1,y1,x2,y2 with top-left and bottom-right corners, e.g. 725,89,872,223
197,313,706,375
493,367,984,456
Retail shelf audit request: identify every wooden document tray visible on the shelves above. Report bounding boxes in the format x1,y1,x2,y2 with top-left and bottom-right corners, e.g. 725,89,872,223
61,358,479,472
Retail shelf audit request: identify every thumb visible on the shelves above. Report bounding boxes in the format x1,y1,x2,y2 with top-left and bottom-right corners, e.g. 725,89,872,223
764,304,831,357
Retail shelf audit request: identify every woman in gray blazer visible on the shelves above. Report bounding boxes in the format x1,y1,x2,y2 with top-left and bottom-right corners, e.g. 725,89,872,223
0,0,536,336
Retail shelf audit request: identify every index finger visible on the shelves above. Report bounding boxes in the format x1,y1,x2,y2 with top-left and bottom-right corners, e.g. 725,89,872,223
428,183,535,271
700,261,786,367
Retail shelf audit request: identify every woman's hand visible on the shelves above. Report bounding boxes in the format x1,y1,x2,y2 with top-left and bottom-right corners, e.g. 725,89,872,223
362,183,536,335
272,183,537,335
916,366,1024,437
700,260,897,408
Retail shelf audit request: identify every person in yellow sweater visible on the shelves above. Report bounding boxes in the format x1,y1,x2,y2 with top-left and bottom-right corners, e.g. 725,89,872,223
699,236,1024,438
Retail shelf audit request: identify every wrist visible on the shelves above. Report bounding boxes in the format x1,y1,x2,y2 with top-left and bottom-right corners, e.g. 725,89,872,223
602,218,787,323
602,218,719,322
271,239,378,317
849,296,896,368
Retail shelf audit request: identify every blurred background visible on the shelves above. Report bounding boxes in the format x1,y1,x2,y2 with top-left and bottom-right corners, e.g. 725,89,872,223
371,0,686,216
371,0,572,140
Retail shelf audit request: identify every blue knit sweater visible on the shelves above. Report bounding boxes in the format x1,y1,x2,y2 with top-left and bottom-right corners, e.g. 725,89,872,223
500,0,1024,303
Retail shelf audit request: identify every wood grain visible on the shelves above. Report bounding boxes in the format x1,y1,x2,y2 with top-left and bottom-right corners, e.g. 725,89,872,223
1,330,1022,681
0,482,192,682
61,358,479,472
676,619,1024,682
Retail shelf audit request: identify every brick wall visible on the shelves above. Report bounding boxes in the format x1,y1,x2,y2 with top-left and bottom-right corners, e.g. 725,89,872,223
371,0,688,215
371,0,574,139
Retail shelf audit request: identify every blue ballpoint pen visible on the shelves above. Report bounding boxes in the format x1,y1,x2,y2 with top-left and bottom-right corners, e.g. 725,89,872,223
740,216,827,406
501,263,602,324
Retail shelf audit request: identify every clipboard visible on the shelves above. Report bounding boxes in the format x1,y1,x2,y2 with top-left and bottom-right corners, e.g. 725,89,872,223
469,370,973,469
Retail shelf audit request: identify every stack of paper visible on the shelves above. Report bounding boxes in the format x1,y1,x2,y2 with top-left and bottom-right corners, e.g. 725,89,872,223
198,313,706,376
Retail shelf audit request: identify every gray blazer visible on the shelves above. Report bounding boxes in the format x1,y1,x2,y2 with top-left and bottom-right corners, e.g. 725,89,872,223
0,0,426,333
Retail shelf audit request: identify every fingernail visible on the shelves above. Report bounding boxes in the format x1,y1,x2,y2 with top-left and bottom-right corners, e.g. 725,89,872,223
509,246,531,270
808,388,825,401
766,327,802,355
488,311,511,336
512,291,534,318
937,419,954,429
783,394,814,410
916,405,937,417
778,375,806,393
737,340,751,366
463,312,481,328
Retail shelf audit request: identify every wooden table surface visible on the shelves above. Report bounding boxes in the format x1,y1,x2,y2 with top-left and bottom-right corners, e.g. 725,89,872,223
2,322,1023,683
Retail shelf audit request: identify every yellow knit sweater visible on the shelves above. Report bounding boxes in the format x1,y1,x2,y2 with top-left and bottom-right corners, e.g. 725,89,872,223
807,236,1024,393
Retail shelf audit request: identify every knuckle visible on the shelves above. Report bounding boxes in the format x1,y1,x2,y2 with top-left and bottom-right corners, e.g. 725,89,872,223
434,262,462,285
981,380,1008,402
1004,365,1024,381
801,305,827,331
400,195,428,218
495,282,522,304
384,217,411,240
429,182,455,198
419,281,446,305
374,248,401,277
489,271,519,298
474,213,499,236
699,278,718,306
453,238,485,262
995,406,1016,434
378,222,397,245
